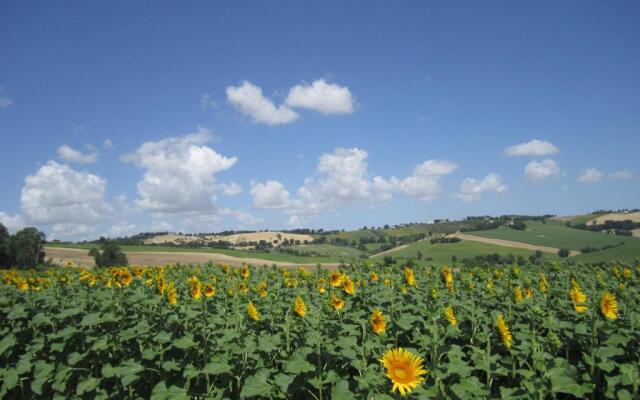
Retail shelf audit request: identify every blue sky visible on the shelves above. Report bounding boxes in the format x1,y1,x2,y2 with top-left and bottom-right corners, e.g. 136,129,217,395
1,1,639,239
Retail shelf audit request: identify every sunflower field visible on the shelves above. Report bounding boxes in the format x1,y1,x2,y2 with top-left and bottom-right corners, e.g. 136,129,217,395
0,261,639,399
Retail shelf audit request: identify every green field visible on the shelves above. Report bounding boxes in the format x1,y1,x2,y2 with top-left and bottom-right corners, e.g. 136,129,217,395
287,243,366,258
565,213,603,226
371,239,558,266
468,220,640,263
470,220,638,250
45,243,360,264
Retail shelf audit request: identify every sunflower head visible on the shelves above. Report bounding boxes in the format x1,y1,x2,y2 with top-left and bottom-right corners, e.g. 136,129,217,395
342,276,356,295
294,296,307,318
204,284,216,298
600,292,618,320
379,348,428,396
240,266,250,279
370,309,386,334
444,306,457,326
247,301,260,321
496,313,513,349
330,294,345,311
329,272,343,287
513,286,523,303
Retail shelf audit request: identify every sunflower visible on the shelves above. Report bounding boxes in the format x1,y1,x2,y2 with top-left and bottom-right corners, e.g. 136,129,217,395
600,292,618,320
294,296,307,318
329,272,343,287
442,267,454,292
166,282,178,306
524,287,534,299
404,268,417,287
330,294,345,311
539,275,548,293
496,313,513,349
430,288,439,300
383,278,392,286
370,272,380,282
240,266,250,279
342,276,356,295
486,278,494,290
379,348,428,396
623,267,632,280
569,286,588,313
513,286,523,303
258,288,268,298
118,269,133,287
189,277,202,300
370,309,386,334
238,282,249,294
247,301,260,321
204,284,216,298
444,306,457,327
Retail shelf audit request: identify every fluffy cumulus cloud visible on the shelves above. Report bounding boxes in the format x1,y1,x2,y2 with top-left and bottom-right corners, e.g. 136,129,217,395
220,208,264,228
226,81,298,125
123,128,237,214
0,212,24,233
57,144,98,164
609,170,634,180
251,148,459,224
285,79,354,114
218,182,242,196
250,180,291,209
456,173,507,202
20,161,113,236
504,139,559,157
524,159,561,182
104,222,137,238
577,168,603,183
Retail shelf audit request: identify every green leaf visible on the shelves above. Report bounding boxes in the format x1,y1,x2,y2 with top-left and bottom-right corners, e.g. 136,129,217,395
162,361,180,371
1,368,19,391
68,352,86,366
202,362,232,376
76,377,100,395
31,378,47,396
80,312,102,326
596,346,625,360
330,379,356,400
240,368,271,398
173,335,197,350
274,373,294,394
258,334,281,353
150,381,189,400
0,335,15,356
285,349,315,374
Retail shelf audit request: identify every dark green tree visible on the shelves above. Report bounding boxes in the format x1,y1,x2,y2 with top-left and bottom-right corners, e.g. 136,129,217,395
557,248,570,258
9,227,46,268
0,223,13,267
89,241,128,267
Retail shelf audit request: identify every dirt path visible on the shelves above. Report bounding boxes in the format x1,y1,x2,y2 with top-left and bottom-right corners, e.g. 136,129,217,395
369,244,409,258
44,247,340,270
449,233,581,256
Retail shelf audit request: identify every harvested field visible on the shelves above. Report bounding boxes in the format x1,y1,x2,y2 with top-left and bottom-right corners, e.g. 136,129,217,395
44,247,339,269
449,233,581,256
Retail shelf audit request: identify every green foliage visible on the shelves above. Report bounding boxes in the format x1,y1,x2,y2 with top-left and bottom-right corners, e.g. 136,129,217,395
89,241,129,267
1,260,639,399
0,226,47,268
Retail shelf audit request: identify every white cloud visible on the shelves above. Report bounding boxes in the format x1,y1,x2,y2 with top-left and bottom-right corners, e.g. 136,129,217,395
524,159,561,182
104,222,137,238
412,159,458,176
250,180,291,208
375,159,458,202
226,81,298,125
102,139,113,149
218,182,242,196
577,168,603,183
57,144,98,164
20,161,113,236
504,139,559,157
609,170,634,180
456,173,507,202
220,208,264,228
201,93,217,110
123,128,237,214
0,87,13,109
253,148,458,226
0,212,24,233
285,79,354,114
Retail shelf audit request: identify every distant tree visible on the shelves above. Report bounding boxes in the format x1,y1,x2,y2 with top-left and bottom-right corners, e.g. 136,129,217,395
558,248,570,258
451,255,458,263
416,251,423,260
0,223,13,267
89,241,128,267
510,221,527,231
383,256,395,266
9,227,46,268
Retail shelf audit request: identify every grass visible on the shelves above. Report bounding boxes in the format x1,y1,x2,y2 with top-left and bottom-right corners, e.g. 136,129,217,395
370,239,557,266
566,213,604,226
45,243,358,264
468,220,639,251
286,243,366,258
